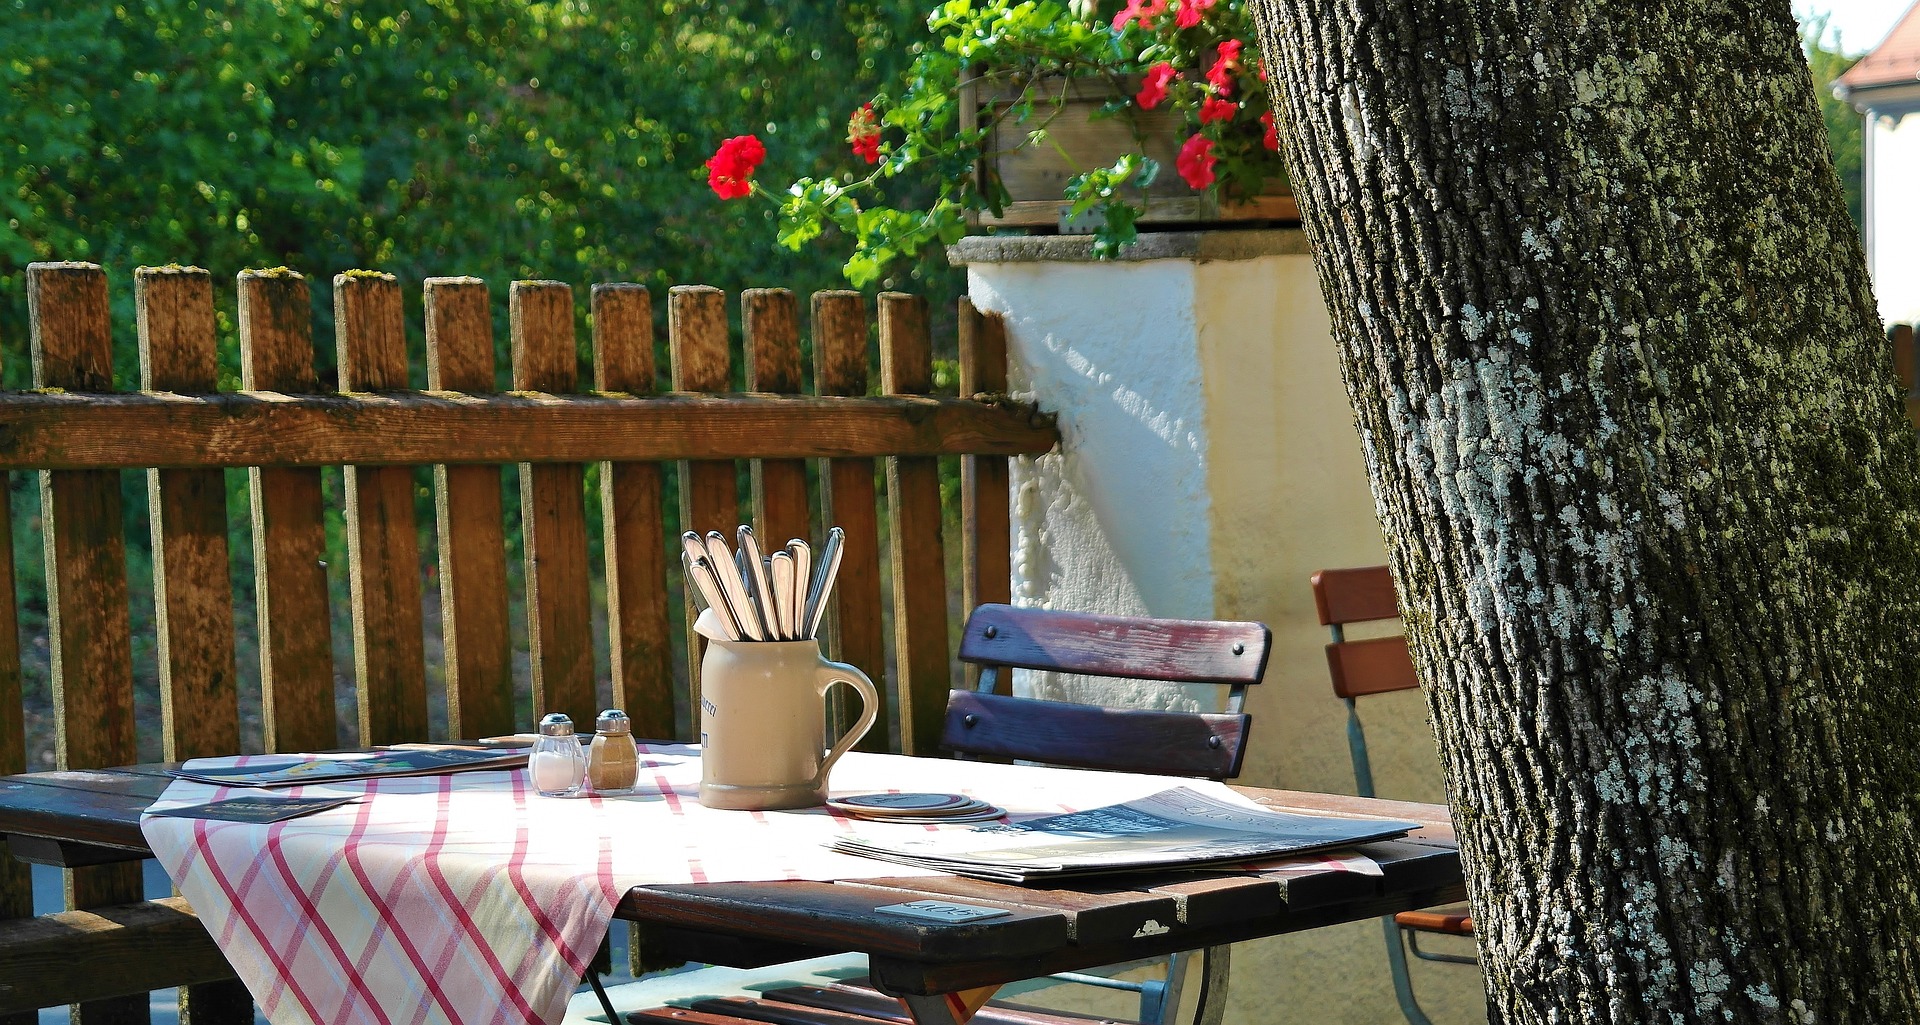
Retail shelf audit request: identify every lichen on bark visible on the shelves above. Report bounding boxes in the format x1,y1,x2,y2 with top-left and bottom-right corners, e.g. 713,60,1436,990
1250,1,1920,1022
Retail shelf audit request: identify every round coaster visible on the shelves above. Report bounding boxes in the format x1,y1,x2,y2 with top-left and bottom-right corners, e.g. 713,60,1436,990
848,805,1006,824
828,792,979,816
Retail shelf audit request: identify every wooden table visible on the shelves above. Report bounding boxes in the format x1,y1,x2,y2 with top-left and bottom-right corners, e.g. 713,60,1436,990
0,761,1466,1025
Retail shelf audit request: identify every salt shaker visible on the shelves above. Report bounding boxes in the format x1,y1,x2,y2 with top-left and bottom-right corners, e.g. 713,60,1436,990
530,712,587,797
588,709,639,796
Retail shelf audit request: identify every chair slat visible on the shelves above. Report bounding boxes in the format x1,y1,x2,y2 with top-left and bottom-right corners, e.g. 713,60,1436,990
425,278,517,740
136,267,241,762
959,604,1270,685
1893,322,1915,394
745,289,812,549
239,270,338,753
512,281,597,729
944,691,1250,779
959,300,1012,696
812,292,888,749
335,273,428,745
1310,566,1400,625
672,285,739,712
690,997,887,1025
29,262,150,1025
880,293,951,756
594,283,676,740
761,984,1117,1025
1325,636,1420,699
1395,909,1473,935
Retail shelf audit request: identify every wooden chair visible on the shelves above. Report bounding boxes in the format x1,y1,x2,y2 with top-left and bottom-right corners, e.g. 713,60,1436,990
665,603,1272,1025
944,603,1268,781
1310,567,1477,1025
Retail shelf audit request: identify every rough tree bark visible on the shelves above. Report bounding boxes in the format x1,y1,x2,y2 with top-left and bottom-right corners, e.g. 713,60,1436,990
1249,2,1920,1022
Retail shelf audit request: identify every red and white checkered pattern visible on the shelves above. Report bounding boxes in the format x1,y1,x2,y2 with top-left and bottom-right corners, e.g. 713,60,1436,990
141,746,1363,1025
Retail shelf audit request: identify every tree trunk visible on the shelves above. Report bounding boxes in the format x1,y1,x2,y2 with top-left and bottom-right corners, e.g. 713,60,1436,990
1249,2,1920,1022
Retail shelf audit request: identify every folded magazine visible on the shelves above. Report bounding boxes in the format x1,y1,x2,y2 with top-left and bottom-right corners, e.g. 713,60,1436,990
167,746,529,789
830,786,1418,882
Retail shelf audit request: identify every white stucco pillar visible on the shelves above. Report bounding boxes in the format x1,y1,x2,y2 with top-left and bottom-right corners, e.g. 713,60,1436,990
949,228,1487,1025
1864,103,1920,326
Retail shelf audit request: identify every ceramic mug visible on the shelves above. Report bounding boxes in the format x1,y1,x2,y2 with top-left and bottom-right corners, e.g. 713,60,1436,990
697,634,879,810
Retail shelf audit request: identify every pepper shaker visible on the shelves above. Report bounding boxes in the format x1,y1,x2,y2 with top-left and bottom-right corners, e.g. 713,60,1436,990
587,709,639,796
530,713,587,797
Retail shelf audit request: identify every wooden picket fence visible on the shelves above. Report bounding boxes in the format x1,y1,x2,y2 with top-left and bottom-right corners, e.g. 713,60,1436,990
0,262,1057,1022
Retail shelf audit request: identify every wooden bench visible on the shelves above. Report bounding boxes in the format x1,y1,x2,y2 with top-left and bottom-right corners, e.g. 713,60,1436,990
0,262,1057,1023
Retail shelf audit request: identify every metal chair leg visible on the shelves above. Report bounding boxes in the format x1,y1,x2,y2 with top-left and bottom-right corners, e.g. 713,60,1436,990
1381,916,1434,1025
1406,928,1479,966
584,931,620,1022
1190,944,1231,1025
584,966,621,1023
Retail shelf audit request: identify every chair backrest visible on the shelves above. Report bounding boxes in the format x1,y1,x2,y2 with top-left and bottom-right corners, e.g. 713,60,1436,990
1310,566,1419,800
943,603,1272,780
1311,566,1419,700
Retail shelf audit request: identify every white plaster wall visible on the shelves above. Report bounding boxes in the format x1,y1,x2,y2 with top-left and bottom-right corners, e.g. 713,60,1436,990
1868,110,1920,325
967,261,1219,711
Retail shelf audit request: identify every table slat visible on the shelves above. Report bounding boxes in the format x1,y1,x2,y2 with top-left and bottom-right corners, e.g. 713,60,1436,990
616,879,1070,961
861,874,1181,945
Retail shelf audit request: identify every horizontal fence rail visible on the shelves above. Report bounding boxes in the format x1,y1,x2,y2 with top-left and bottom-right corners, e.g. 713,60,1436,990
0,261,1055,1022
0,391,1055,469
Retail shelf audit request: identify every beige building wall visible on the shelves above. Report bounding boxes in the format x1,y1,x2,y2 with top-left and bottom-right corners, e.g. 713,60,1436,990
952,230,1485,1024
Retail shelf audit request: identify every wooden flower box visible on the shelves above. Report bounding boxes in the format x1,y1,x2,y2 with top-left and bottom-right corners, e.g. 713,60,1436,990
961,75,1298,232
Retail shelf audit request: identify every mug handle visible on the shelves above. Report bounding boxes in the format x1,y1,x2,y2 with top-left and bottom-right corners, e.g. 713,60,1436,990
811,659,879,789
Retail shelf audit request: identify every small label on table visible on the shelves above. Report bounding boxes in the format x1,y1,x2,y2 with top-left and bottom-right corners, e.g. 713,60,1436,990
874,900,1012,923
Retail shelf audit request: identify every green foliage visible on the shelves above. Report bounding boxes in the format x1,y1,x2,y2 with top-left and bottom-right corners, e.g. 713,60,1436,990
754,0,1286,285
1802,15,1864,229
0,0,960,387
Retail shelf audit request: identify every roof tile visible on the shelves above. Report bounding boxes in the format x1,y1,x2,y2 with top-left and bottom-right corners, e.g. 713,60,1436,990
1837,2,1920,91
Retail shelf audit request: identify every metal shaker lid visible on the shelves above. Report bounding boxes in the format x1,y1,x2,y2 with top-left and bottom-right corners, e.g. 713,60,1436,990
538,712,576,737
595,709,632,734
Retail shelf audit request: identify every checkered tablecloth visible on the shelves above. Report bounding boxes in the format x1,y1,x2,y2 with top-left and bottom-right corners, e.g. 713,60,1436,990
140,746,1370,1025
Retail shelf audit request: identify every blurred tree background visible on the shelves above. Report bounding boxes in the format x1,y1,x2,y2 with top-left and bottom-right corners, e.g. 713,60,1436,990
1,0,956,372
1803,13,1865,228
0,0,961,764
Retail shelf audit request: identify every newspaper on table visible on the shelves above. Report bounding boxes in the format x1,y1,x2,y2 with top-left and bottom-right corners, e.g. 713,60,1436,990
829,786,1419,883
165,746,528,789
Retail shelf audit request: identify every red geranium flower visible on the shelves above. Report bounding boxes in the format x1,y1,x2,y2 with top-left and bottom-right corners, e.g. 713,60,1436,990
1112,0,1168,30
1199,96,1237,124
848,104,882,164
706,135,765,200
1206,39,1243,94
1175,133,1216,189
1136,62,1177,110
1174,0,1217,29
1261,111,1280,151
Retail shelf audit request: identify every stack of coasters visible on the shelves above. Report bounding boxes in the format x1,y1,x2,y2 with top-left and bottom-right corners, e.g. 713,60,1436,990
827,792,1005,823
